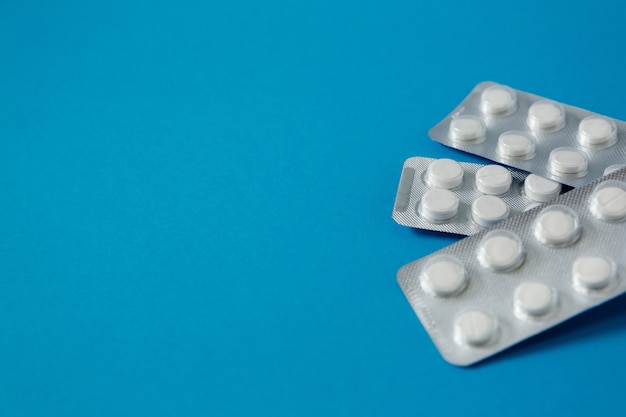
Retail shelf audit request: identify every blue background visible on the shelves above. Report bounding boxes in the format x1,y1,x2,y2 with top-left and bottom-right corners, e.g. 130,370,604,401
1,1,625,415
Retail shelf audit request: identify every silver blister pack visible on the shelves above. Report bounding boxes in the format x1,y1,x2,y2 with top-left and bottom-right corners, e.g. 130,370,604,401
392,156,564,236
428,81,626,187
397,167,626,366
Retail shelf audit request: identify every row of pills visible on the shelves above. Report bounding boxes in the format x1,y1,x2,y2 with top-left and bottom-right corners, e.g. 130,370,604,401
393,157,563,235
452,84,618,147
396,172,626,366
423,249,617,347
429,262,613,347
422,181,626,298
441,254,616,347
428,82,626,187
450,115,610,179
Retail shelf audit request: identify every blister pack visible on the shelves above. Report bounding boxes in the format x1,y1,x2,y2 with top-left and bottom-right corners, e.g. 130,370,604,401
428,81,626,187
397,167,626,366
392,156,564,235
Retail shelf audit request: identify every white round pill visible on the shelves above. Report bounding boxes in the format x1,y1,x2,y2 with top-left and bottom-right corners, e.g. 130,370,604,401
471,195,509,227
577,116,617,147
589,181,626,221
527,100,566,131
478,230,525,272
426,159,464,189
480,85,517,115
572,256,614,291
534,206,581,247
524,174,562,202
604,164,626,176
475,165,512,195
448,116,486,143
454,310,498,347
514,282,556,318
549,147,588,176
419,189,459,221
496,131,536,159
421,255,467,297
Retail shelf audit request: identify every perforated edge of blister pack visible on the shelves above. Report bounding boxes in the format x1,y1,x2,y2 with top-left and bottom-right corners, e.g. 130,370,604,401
428,81,626,187
392,156,564,236
397,167,626,366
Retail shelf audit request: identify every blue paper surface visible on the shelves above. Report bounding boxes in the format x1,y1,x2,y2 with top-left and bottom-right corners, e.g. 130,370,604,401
1,1,625,415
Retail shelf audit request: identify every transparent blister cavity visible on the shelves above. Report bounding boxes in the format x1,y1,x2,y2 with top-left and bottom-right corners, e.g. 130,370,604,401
448,116,486,144
571,255,617,294
428,81,626,187
496,131,536,160
425,158,464,189
549,147,588,178
588,180,626,222
471,195,509,227
454,310,499,347
477,230,525,272
527,100,566,132
533,205,581,247
577,116,617,148
480,85,517,116
397,167,626,366
420,255,468,297
392,157,564,236
524,174,562,203
513,282,558,321
475,165,512,195
418,189,459,221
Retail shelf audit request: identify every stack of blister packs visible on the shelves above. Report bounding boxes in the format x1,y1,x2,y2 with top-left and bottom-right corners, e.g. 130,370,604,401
393,82,626,365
